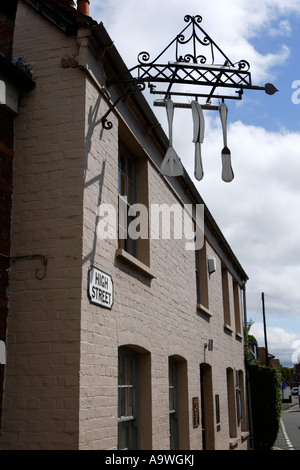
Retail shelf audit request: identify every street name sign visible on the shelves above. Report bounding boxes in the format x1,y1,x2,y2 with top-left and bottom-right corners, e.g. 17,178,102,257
88,266,114,310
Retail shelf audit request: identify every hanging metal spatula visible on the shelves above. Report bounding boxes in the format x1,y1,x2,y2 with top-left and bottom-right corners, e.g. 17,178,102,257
219,102,234,182
160,99,184,177
191,101,205,181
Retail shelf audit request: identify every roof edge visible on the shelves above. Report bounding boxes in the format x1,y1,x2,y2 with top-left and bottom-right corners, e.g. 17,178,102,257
0,53,35,91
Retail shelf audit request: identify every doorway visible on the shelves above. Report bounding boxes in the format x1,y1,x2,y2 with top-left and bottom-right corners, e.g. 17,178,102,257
200,363,215,450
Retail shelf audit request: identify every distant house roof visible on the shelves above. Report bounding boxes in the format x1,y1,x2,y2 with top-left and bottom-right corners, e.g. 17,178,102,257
23,0,97,34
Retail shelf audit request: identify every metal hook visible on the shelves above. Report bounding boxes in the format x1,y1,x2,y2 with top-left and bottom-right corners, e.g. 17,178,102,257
10,254,48,280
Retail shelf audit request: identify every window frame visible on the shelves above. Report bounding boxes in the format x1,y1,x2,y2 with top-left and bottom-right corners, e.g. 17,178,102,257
195,241,210,315
118,141,138,259
118,348,139,450
116,137,153,277
169,357,179,450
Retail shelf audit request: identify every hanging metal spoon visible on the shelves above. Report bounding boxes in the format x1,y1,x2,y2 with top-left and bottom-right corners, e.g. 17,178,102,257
219,102,234,182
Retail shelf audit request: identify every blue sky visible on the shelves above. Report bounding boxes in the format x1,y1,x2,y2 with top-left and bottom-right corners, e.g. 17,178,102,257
90,0,300,367
234,14,300,132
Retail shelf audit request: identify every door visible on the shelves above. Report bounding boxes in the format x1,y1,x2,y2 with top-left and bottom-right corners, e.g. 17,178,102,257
200,363,215,450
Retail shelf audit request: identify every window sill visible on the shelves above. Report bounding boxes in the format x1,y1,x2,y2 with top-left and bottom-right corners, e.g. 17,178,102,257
196,304,212,318
116,248,156,279
229,437,239,449
229,432,249,449
236,332,244,341
224,323,234,334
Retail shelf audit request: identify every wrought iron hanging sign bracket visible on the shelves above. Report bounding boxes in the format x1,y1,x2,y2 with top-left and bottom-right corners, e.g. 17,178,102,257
101,15,278,181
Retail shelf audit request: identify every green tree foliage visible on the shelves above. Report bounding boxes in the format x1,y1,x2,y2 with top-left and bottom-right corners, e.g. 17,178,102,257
245,319,282,450
244,319,258,366
248,363,282,450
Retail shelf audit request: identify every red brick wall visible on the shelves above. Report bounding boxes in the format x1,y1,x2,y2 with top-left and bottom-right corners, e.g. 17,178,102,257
0,108,14,430
0,106,14,427
0,0,16,426
0,12,14,59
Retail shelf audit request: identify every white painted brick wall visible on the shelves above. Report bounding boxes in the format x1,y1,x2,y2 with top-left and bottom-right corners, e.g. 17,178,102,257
1,2,85,450
1,0,248,451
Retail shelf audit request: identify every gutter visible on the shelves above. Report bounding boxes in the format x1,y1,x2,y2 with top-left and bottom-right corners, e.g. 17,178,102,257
0,53,35,92
243,280,254,449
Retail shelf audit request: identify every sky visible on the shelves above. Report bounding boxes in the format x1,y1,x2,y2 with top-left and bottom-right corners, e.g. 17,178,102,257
89,0,300,367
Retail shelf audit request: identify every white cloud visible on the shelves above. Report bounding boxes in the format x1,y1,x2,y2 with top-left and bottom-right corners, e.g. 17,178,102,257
292,340,300,365
177,114,300,367
268,20,292,37
251,322,299,366
91,0,298,79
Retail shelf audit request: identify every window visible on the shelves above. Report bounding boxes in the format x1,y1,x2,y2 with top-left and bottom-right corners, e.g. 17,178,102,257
195,242,209,311
222,266,231,329
168,356,190,450
215,394,220,431
227,368,247,445
236,388,242,425
236,370,246,430
118,346,152,450
233,281,242,335
118,348,139,450
169,357,179,450
117,138,152,275
118,142,138,258
226,367,237,439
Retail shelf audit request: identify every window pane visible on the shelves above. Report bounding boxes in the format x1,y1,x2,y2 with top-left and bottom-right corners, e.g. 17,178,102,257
169,387,176,411
119,172,126,196
118,349,139,450
118,420,137,451
119,386,135,418
118,146,136,203
118,142,138,257
170,413,178,450
169,358,178,450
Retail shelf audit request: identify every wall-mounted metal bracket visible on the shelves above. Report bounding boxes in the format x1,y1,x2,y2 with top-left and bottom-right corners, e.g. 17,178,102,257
101,81,146,130
0,253,48,280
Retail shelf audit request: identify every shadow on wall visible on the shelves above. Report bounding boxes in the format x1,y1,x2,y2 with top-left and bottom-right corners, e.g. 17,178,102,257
83,95,107,267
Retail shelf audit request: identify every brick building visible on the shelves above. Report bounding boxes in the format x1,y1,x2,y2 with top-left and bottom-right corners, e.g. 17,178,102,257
0,0,250,450
258,347,281,371
0,0,35,426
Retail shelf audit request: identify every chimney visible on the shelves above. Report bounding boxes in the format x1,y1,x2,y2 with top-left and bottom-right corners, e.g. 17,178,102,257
77,0,90,16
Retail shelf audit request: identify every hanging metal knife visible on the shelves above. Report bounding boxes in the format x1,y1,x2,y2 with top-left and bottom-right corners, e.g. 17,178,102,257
191,101,205,181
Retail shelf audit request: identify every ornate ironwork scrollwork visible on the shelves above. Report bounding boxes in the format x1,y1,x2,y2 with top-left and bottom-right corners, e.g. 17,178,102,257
136,81,146,92
184,14,202,24
102,119,113,130
176,17,212,64
137,51,151,65
101,14,277,129
236,60,251,72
